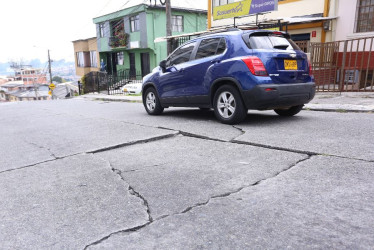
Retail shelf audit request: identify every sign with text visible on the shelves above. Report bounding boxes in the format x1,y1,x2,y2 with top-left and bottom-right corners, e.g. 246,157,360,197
213,0,278,20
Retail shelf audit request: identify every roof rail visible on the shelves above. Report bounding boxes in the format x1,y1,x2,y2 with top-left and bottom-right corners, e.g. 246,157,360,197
226,27,241,32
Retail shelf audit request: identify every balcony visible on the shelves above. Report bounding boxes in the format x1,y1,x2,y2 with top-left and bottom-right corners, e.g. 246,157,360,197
109,33,129,48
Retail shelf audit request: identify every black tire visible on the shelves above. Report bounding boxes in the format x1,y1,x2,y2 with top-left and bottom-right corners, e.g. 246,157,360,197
143,87,164,115
213,85,247,124
274,105,304,116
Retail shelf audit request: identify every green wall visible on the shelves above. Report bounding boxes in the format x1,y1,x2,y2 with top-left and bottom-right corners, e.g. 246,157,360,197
94,4,207,75
147,9,207,66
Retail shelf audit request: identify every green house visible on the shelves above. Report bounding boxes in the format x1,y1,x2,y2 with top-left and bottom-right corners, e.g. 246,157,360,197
93,4,207,77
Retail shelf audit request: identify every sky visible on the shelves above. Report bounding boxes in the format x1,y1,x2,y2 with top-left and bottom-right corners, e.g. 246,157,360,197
0,0,207,64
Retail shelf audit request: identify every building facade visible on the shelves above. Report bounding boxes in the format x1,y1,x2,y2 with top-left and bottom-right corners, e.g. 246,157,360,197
0,82,50,102
209,0,335,52
72,37,100,77
334,0,374,41
12,67,47,85
93,4,207,76
310,0,374,91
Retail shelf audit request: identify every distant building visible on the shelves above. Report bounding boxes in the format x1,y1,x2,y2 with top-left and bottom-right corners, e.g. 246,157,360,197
92,4,207,76
11,66,48,85
0,76,14,85
72,37,100,77
0,82,50,102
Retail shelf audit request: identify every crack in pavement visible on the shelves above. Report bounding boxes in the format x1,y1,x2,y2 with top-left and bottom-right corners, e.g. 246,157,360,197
156,128,373,163
83,222,151,250
24,141,58,159
83,154,314,249
0,133,179,175
87,132,179,154
111,167,153,222
0,152,83,175
82,156,154,250
36,106,374,163
231,125,246,141
179,154,313,214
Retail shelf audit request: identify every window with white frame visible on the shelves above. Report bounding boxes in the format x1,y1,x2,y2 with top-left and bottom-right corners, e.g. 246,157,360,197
117,52,124,65
355,0,374,33
130,15,140,32
172,15,183,32
99,23,105,37
76,52,84,67
90,51,97,67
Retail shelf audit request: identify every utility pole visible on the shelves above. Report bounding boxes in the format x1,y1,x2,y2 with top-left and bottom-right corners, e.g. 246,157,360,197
48,49,54,99
165,0,172,55
48,49,52,84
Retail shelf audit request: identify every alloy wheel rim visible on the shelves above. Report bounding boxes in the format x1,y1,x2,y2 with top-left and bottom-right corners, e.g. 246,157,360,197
217,91,236,119
146,92,156,111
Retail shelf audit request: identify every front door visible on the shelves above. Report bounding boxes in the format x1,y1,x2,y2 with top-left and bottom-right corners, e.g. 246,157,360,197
106,53,112,74
141,53,150,77
158,41,197,104
129,53,136,79
111,53,117,75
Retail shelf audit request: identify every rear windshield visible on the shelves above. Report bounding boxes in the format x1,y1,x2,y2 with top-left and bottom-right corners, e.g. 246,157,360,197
244,33,300,51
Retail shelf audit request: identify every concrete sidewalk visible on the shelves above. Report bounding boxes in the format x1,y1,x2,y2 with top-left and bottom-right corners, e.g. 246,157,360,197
77,92,374,113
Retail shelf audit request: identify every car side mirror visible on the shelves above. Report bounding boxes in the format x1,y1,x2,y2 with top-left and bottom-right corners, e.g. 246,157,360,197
159,60,167,72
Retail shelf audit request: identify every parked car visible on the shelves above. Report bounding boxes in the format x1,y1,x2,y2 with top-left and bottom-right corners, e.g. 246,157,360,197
121,81,142,94
142,28,315,124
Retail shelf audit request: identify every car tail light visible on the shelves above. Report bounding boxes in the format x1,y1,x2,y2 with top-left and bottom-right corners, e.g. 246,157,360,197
242,56,268,76
308,59,313,76
273,31,283,36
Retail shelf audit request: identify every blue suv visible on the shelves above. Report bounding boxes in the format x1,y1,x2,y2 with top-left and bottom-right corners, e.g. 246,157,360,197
142,29,315,124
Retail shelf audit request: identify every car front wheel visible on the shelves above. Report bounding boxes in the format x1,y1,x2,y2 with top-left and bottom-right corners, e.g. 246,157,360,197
274,105,304,116
213,85,247,124
143,87,164,115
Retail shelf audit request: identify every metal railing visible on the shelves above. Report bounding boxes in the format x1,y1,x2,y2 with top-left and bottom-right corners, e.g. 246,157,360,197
80,70,142,95
311,37,374,92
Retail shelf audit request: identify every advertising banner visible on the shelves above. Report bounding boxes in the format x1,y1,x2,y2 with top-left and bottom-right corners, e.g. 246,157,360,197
213,0,278,20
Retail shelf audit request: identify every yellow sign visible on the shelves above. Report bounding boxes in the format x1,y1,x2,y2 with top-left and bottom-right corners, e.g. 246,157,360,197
49,83,56,90
213,0,278,20
213,1,251,20
48,90,52,96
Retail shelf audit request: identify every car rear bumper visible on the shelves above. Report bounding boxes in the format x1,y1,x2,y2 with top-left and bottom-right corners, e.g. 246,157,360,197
241,82,315,110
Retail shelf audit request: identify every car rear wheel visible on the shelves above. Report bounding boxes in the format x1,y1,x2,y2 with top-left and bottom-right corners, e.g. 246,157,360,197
213,85,247,124
274,105,304,116
143,87,164,115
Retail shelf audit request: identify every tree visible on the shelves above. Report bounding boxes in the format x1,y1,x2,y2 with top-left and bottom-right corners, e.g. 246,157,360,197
52,76,65,83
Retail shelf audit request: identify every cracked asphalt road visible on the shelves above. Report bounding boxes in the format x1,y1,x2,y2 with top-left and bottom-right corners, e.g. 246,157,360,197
0,99,373,249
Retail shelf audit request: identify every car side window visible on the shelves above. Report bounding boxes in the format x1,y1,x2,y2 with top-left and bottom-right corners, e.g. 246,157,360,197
216,38,226,54
167,42,197,66
195,38,222,59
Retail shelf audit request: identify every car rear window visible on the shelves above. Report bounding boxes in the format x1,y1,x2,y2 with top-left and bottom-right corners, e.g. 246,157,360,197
243,32,300,51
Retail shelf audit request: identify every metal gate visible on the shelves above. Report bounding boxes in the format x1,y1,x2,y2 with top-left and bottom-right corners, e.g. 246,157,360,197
81,70,143,95
311,37,374,92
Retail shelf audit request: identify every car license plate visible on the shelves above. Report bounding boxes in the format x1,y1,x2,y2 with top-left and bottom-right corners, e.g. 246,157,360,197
284,60,297,70
123,88,128,92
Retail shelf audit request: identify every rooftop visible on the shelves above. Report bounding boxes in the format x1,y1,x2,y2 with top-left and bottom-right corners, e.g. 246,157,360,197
93,4,207,24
